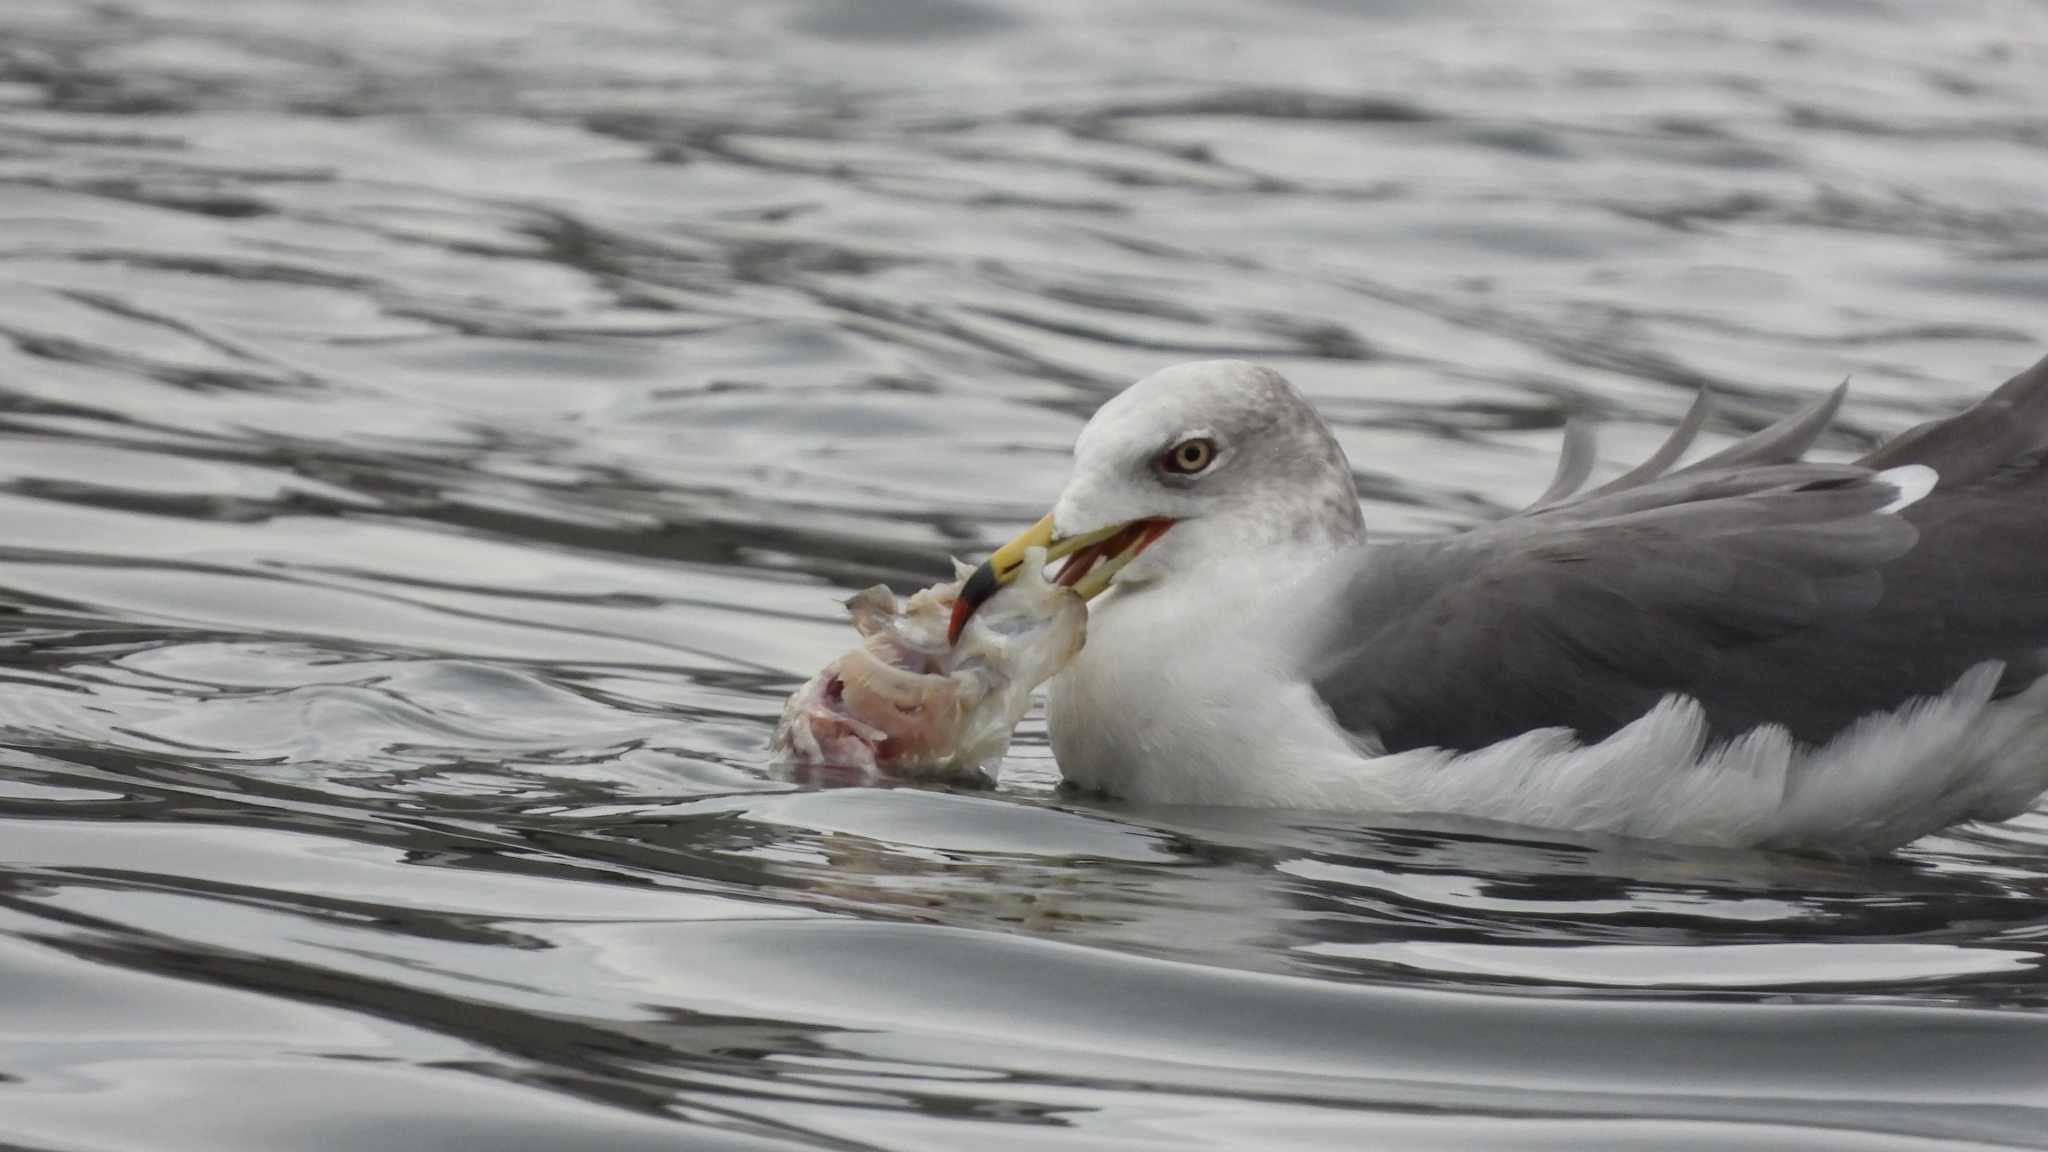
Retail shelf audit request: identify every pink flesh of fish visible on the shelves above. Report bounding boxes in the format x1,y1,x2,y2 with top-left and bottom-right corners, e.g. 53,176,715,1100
772,551,1086,783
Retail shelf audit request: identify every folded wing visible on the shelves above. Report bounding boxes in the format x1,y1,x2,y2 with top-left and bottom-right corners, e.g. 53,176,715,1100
1310,354,2048,753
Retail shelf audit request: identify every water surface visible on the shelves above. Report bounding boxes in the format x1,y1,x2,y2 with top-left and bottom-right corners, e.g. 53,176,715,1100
3,1,2048,1148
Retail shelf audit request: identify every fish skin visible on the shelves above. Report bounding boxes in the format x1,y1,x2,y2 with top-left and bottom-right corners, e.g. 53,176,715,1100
773,548,1085,783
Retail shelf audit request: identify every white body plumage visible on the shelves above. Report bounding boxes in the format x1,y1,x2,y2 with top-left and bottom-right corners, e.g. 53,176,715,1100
1034,357,2048,857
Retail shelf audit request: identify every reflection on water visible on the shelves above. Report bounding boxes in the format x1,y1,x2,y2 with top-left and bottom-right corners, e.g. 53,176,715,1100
2,0,2047,1147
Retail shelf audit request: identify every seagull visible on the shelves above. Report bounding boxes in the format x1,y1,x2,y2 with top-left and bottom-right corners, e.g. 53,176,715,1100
947,355,2048,856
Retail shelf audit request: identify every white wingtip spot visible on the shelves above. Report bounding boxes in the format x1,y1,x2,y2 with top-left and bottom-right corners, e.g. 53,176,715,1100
1877,464,1938,514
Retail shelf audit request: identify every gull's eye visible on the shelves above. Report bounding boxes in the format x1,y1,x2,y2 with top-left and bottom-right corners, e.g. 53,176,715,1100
1158,437,1216,476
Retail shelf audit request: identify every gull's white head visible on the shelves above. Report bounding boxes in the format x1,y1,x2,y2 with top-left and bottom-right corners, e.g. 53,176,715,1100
950,360,1362,639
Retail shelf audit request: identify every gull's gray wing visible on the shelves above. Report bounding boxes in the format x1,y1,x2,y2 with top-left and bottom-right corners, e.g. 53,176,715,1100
1308,353,2048,753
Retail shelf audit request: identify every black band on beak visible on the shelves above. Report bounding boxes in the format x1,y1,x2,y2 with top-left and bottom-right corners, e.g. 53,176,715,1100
948,559,1001,644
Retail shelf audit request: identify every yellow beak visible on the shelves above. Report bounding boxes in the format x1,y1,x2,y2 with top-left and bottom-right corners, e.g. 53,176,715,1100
947,513,1172,643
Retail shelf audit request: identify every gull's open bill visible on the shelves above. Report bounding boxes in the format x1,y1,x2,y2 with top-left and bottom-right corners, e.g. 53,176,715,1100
948,513,1174,643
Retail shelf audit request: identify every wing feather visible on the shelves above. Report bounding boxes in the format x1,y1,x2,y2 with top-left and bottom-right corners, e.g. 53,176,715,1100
1310,353,2048,753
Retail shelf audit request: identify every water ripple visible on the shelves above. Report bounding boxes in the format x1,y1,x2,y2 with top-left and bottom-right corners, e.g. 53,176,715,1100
1,0,2046,1148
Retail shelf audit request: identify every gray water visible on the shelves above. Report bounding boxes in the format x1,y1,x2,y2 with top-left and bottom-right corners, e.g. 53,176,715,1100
2,1,2047,1148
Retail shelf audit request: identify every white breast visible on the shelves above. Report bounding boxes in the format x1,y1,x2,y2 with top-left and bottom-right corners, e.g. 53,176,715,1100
1047,564,1378,808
